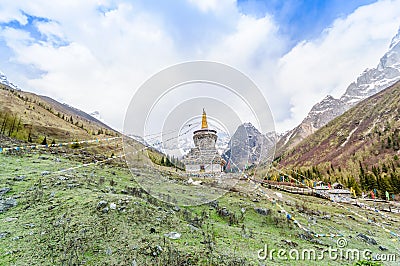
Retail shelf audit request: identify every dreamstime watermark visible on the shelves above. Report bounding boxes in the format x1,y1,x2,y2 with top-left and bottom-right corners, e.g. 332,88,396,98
123,61,276,206
257,238,398,262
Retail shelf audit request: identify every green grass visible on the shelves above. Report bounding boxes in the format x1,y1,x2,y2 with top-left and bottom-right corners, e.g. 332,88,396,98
1,151,399,265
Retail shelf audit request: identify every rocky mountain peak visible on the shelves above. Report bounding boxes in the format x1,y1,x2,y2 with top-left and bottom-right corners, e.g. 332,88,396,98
223,122,275,171
379,30,400,70
341,36,400,105
389,26,400,50
241,122,261,134
323,95,334,101
310,95,339,112
301,95,343,132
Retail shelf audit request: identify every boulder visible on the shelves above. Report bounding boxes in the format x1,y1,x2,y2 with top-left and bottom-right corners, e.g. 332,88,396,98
164,232,181,240
357,233,377,245
13,176,25,181
254,207,270,216
96,200,108,210
0,187,11,197
0,198,17,212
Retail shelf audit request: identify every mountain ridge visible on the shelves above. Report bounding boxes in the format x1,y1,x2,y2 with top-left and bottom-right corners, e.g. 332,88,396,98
276,27,400,157
223,122,276,171
0,71,20,91
279,79,400,168
0,73,118,144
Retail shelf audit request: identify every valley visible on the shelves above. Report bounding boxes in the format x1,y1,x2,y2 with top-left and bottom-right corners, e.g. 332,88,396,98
1,23,400,266
1,141,399,265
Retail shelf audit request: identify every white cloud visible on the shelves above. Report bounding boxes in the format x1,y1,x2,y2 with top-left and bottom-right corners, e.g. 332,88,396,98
0,3,28,25
34,20,66,44
0,0,400,134
275,0,400,131
187,0,234,13
0,0,180,128
207,14,281,67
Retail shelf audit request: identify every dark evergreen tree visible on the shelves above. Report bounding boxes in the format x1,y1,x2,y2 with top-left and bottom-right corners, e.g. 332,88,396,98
28,131,33,143
166,155,171,167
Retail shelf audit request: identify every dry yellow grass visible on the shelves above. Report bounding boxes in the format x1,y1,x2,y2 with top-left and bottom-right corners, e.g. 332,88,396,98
0,84,117,143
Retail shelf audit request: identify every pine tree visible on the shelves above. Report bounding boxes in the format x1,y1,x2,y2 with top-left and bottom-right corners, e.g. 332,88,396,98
366,173,377,191
390,172,400,193
28,131,32,143
382,163,388,173
372,166,380,177
386,136,392,149
359,161,365,177
15,117,21,134
166,155,171,167
8,115,16,137
347,176,361,196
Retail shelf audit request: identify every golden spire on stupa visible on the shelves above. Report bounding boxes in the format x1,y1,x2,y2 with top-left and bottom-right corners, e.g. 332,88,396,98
201,108,208,129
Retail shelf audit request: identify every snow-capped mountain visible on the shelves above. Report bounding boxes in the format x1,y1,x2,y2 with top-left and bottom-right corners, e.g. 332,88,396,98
136,126,231,158
89,111,106,124
128,134,148,146
340,30,400,105
304,95,344,129
174,131,230,155
216,131,231,154
276,27,400,156
0,71,20,90
279,79,400,168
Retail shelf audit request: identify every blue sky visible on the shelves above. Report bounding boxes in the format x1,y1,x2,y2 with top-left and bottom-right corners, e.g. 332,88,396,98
0,0,399,132
238,0,377,42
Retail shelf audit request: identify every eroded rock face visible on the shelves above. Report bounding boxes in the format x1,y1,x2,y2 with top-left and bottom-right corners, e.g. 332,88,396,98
223,123,275,171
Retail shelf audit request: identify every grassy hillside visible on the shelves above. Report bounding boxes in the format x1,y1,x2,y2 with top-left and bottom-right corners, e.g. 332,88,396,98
1,80,399,265
1,144,399,265
277,81,400,197
0,84,117,144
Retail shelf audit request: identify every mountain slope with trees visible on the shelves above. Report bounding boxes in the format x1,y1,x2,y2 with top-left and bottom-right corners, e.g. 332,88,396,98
0,83,117,144
278,80,400,197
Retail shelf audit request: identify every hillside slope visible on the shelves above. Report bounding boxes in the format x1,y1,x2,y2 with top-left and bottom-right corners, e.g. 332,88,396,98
279,80,400,173
0,84,117,144
2,149,400,265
